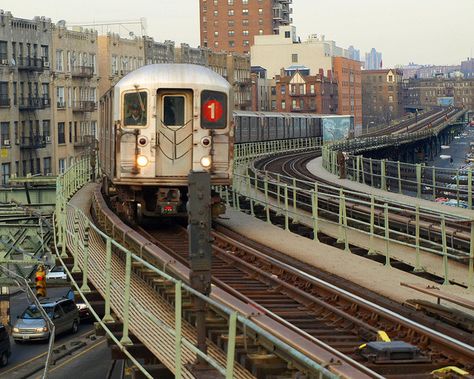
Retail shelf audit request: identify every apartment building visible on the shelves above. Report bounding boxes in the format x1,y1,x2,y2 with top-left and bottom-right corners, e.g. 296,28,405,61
51,23,99,174
361,69,403,129
332,57,362,129
402,77,474,110
0,12,53,184
227,53,252,110
143,37,174,65
97,33,145,97
274,69,338,114
199,0,292,54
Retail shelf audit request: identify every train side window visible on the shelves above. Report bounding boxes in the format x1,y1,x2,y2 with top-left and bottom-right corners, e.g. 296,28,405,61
124,92,147,126
163,96,185,126
201,90,227,129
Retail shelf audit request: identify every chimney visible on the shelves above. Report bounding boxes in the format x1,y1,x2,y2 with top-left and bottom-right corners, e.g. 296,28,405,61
327,69,332,81
319,68,324,77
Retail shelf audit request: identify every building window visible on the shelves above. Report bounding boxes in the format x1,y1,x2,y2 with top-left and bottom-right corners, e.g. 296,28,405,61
214,42,219,47
1,163,10,186
228,20,235,27
227,9,233,16
243,40,249,46
242,9,249,15
43,120,51,140
281,84,286,95
281,100,286,110
58,122,65,144
0,82,8,107
258,8,263,15
310,84,315,94
229,41,235,47
258,29,263,35
242,19,249,26
388,95,393,102
242,30,249,36
43,157,51,175
214,31,219,37
271,86,276,95
285,31,291,38
292,99,297,109
228,30,234,36
59,159,66,174
1,122,10,146
271,100,276,110
259,19,263,25
299,84,305,95
55,50,63,71
214,10,218,16
242,0,248,3
228,0,234,4
388,75,393,82
291,54,298,63
0,41,7,62
57,87,65,108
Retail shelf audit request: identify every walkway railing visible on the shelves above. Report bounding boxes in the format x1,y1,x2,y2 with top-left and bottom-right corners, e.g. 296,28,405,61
228,138,474,290
323,150,474,208
54,154,339,378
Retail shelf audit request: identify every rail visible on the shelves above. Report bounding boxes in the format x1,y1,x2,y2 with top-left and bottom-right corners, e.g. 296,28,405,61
54,154,339,378
228,138,474,290
321,109,470,205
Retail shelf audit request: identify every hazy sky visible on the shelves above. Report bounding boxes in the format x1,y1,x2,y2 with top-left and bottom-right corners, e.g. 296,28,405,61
1,0,473,67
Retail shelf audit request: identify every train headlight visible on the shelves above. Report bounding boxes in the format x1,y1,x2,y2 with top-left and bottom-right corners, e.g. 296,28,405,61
200,156,212,168
137,155,149,167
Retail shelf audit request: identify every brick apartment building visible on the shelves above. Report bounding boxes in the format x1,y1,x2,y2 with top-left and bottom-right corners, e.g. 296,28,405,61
274,69,338,114
332,57,362,128
199,0,292,54
361,69,403,129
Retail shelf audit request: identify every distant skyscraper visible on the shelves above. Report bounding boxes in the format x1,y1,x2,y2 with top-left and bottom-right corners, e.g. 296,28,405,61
199,0,292,54
348,45,360,62
364,48,382,70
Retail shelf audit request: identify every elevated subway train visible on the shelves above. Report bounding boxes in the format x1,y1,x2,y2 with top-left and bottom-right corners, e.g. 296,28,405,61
99,64,233,221
233,110,323,143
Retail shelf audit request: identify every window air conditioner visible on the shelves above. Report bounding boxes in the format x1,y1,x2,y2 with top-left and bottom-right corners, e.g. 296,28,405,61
3,139,10,146
45,136,51,142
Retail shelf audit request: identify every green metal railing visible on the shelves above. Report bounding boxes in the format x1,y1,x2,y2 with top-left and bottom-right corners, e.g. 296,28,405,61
54,154,340,378
228,138,474,291
322,147,474,208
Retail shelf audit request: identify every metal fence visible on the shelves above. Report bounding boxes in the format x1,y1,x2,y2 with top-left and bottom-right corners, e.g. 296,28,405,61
322,146,474,209
229,138,474,290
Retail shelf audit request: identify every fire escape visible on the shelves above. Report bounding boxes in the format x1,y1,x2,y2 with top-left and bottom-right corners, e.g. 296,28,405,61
18,56,49,175
71,64,96,150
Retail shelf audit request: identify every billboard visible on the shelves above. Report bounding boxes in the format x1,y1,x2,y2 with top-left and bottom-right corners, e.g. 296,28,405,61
437,97,454,107
322,116,352,142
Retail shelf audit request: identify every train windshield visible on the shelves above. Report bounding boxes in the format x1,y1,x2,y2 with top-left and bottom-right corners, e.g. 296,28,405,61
163,96,185,126
124,92,147,126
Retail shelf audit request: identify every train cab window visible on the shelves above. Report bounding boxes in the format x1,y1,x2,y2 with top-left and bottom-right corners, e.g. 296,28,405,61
124,92,147,126
201,90,227,129
163,96,185,126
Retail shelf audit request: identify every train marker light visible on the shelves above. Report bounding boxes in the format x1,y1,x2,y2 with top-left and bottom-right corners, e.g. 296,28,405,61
200,156,212,168
137,155,149,167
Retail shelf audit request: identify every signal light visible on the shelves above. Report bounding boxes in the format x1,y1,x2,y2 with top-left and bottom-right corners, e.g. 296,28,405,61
35,265,47,298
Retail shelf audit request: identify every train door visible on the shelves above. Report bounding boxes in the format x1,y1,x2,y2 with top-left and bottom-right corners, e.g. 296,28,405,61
155,90,193,177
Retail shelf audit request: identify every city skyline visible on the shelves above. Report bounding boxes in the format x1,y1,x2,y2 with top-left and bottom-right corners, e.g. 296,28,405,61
0,0,473,67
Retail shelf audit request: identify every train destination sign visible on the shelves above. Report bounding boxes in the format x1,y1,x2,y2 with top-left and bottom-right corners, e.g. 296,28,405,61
201,90,227,129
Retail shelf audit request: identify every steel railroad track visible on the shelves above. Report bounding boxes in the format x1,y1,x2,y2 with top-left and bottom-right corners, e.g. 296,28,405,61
135,221,474,378
252,151,472,265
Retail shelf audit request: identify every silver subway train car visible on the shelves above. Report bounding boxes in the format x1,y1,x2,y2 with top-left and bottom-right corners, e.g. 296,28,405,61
99,64,233,221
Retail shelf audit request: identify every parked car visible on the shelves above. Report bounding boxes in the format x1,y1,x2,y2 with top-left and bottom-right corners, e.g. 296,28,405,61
46,266,67,281
12,298,79,342
0,324,11,366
